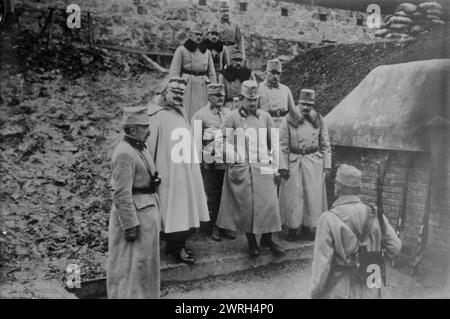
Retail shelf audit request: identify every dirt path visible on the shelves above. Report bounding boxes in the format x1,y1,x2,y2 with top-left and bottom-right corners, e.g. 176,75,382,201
162,260,449,299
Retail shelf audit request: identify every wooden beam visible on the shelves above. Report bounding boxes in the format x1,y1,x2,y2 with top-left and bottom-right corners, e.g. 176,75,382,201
142,54,169,73
96,43,173,58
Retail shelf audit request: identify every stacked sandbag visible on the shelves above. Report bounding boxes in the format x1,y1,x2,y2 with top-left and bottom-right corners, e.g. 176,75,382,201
375,2,446,40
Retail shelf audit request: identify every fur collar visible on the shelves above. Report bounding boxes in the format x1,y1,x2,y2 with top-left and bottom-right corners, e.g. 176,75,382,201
221,66,252,82
287,109,323,129
202,39,224,53
184,39,208,53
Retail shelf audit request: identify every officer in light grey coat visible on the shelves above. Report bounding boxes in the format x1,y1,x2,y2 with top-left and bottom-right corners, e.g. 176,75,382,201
310,164,401,299
107,106,161,299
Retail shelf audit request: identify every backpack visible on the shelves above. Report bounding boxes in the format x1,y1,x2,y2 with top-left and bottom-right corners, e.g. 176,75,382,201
331,204,387,287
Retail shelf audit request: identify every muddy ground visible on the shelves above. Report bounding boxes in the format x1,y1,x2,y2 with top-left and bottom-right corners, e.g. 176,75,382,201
0,29,166,286
162,260,449,299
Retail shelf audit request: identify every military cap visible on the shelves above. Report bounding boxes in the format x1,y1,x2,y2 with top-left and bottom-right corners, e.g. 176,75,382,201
266,58,282,72
299,89,315,105
208,23,221,33
219,0,230,11
123,106,150,126
208,83,225,96
335,164,362,188
230,46,243,60
190,23,203,34
241,80,259,99
167,77,187,94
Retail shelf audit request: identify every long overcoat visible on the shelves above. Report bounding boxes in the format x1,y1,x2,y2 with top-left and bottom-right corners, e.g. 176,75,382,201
107,139,160,299
216,109,281,234
279,111,331,229
147,104,210,234
169,44,216,120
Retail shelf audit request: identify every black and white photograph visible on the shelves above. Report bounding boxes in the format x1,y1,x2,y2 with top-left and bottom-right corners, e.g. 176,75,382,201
0,0,449,304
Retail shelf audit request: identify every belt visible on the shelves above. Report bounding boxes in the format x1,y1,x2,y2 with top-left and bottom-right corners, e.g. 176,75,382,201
132,187,156,194
182,69,207,76
268,109,288,117
291,148,318,155
224,41,236,46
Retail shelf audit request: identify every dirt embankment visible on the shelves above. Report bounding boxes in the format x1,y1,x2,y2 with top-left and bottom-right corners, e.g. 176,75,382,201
0,30,165,284
281,24,450,115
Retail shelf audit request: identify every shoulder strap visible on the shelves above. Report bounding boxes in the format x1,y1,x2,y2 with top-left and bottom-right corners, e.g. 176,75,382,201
331,205,376,244
330,207,361,242
132,146,155,177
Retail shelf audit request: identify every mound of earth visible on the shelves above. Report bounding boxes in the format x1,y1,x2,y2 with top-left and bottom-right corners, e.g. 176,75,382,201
281,24,450,115
0,29,166,285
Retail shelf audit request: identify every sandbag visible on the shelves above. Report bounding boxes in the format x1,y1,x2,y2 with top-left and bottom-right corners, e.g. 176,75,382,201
390,16,413,24
385,33,393,39
419,2,442,11
384,16,393,26
426,9,442,16
398,3,418,14
398,35,414,42
411,11,425,19
394,10,408,17
410,24,426,33
431,19,446,25
390,23,411,31
375,28,390,37
426,15,441,21
389,32,413,42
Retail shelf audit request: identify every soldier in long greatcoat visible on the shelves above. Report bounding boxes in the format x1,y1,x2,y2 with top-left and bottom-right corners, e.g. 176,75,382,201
216,80,285,258
147,77,210,264
107,106,160,299
279,89,331,242
191,83,237,241
169,23,216,119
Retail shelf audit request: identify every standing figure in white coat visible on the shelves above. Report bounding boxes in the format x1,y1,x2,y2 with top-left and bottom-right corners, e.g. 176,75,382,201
147,77,210,264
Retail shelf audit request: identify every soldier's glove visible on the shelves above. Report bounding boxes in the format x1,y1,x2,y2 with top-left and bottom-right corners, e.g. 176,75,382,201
278,169,289,180
323,168,331,179
124,226,139,242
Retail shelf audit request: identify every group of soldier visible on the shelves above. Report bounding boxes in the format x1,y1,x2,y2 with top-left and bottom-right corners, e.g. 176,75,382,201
107,0,401,300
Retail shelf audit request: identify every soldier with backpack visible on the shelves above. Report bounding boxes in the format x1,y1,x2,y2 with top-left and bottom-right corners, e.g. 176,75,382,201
310,164,401,299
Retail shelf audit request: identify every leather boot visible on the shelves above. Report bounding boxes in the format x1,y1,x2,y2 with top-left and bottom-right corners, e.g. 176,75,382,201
176,247,195,264
287,229,297,242
261,233,285,257
301,226,315,241
211,226,222,242
306,228,316,241
246,233,260,258
220,228,236,240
